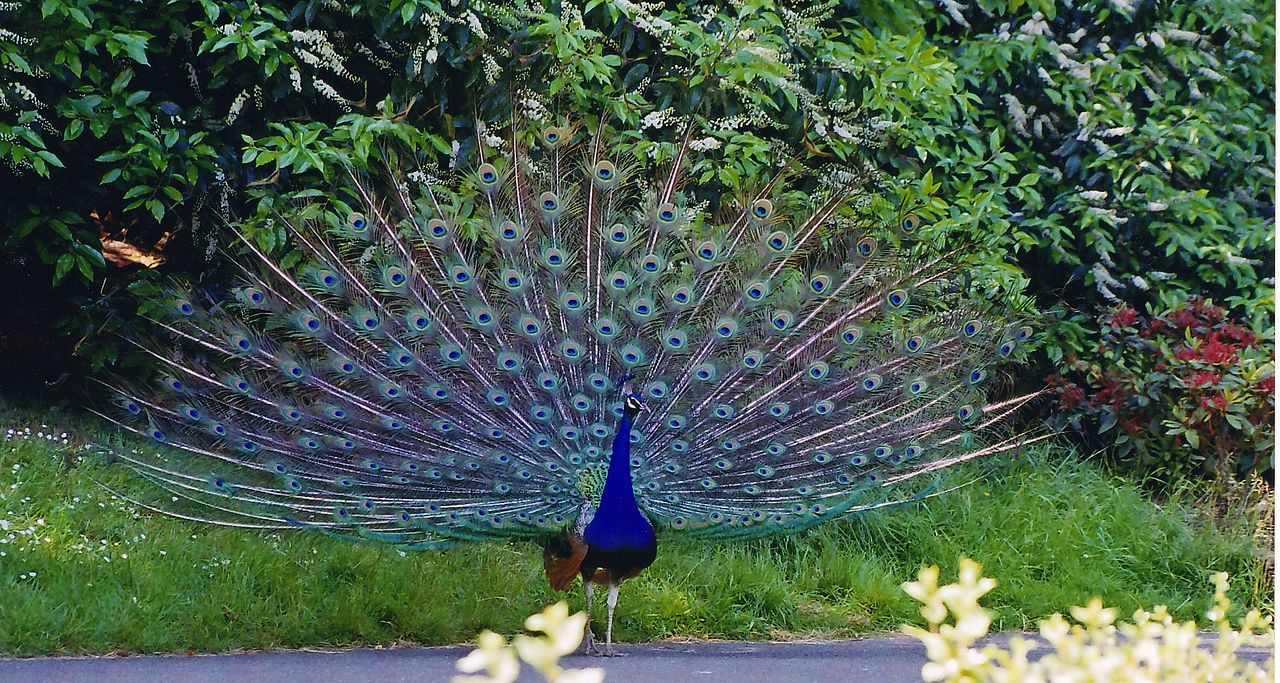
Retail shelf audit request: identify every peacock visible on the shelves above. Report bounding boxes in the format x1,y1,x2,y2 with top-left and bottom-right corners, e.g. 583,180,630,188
93,108,1043,656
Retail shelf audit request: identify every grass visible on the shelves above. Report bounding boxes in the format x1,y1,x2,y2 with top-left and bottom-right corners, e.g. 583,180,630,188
0,403,1271,656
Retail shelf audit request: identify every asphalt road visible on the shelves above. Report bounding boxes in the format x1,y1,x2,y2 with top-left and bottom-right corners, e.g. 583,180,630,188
0,635,1271,683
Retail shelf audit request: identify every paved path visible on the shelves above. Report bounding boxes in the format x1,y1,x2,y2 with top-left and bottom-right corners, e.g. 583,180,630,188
0,636,1271,682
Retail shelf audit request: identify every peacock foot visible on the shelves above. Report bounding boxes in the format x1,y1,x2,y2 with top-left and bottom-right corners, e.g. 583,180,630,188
581,629,598,655
602,646,625,657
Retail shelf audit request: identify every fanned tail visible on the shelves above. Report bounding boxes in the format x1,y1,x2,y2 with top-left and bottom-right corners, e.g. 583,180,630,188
99,96,1042,546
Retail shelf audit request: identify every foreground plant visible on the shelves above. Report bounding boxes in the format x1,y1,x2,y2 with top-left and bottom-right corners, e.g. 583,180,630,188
454,602,603,683
903,559,1274,682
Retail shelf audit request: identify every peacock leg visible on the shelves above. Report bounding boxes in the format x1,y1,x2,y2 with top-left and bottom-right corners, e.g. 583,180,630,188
604,583,623,657
581,580,597,655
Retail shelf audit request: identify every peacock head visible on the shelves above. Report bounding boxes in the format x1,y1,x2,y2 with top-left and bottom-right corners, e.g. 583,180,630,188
623,394,647,418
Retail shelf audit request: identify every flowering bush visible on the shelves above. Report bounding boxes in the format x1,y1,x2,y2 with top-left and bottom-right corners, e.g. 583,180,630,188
1048,297,1274,483
903,559,1274,682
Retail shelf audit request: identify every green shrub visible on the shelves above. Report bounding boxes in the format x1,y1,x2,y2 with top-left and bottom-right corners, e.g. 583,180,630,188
900,0,1275,359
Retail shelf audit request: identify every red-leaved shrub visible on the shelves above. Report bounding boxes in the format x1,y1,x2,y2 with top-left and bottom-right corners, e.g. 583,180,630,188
1048,298,1274,483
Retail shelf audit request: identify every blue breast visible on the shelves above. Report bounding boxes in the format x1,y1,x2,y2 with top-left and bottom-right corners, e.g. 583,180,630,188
583,503,654,551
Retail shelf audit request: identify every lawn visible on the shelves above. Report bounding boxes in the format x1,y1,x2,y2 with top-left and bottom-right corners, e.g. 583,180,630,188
0,403,1271,656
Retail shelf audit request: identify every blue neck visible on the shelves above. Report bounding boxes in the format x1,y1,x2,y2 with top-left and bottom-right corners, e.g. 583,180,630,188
583,411,654,549
599,413,638,512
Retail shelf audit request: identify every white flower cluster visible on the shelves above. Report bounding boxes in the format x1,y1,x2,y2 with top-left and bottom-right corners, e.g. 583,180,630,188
688,137,721,152
641,108,679,131
477,121,504,150
226,89,251,125
313,77,352,112
291,29,358,82
482,54,502,85
518,90,550,123
612,0,679,47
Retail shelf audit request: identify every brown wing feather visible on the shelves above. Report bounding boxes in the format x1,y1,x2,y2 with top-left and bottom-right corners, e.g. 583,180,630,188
543,534,587,591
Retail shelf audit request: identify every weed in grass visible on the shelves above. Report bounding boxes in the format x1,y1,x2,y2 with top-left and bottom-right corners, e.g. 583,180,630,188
0,403,1271,655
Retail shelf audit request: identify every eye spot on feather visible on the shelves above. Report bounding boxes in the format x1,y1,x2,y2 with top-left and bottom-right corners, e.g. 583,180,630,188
1017,325,1034,341
657,203,677,223
856,237,877,257
887,289,908,308
347,213,368,231
906,335,924,352
901,213,920,233
999,340,1017,358
751,199,773,219
963,320,982,337
969,369,988,384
